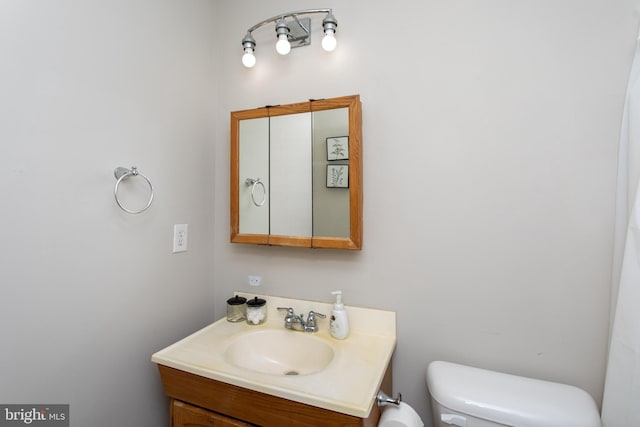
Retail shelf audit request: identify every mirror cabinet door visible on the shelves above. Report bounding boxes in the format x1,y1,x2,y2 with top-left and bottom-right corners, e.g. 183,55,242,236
230,95,362,250
312,107,350,239
309,96,362,250
268,104,313,247
231,107,269,245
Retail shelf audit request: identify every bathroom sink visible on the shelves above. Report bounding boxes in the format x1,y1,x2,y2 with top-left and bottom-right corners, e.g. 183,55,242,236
224,329,334,375
151,293,396,417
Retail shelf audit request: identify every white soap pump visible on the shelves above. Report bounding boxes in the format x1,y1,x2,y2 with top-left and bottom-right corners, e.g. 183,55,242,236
329,290,349,339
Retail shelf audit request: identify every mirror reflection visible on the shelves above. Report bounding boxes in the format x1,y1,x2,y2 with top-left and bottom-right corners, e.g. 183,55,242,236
270,111,313,237
312,107,350,238
239,117,269,235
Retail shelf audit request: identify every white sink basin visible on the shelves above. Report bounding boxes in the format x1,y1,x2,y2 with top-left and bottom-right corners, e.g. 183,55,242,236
224,329,334,376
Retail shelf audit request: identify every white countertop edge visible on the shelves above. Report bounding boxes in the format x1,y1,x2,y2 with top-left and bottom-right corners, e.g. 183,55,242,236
152,347,395,418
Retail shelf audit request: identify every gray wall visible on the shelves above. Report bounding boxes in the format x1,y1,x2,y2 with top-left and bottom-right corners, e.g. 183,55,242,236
1,0,639,426
213,0,640,424
0,1,218,426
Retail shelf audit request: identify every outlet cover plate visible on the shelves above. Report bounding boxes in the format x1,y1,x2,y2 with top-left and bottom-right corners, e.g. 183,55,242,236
173,224,188,253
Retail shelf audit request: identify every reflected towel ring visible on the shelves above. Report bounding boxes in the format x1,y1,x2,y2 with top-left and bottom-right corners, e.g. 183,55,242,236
114,166,154,214
245,178,266,207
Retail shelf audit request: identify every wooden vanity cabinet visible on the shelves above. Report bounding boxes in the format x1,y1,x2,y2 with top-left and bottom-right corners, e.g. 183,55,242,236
158,362,392,427
172,400,255,427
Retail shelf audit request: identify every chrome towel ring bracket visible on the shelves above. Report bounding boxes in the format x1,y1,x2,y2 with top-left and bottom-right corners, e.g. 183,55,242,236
114,166,154,214
245,177,266,207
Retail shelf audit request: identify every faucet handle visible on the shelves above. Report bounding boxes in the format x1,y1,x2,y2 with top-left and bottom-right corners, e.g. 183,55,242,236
307,310,327,332
277,307,296,329
307,310,326,319
277,307,294,316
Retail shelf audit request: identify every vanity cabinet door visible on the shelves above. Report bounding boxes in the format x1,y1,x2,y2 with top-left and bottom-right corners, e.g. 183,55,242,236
172,400,255,427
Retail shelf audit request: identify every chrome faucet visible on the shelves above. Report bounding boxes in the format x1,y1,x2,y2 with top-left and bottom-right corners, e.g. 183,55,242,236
277,307,326,332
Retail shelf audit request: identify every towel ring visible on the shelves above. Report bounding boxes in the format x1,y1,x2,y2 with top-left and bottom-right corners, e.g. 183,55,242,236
114,166,154,214
245,178,266,207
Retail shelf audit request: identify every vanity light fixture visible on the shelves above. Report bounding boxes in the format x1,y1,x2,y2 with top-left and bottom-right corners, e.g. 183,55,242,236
241,9,338,68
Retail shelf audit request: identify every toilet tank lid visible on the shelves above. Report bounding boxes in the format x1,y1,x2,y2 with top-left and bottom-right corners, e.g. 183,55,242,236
426,361,601,427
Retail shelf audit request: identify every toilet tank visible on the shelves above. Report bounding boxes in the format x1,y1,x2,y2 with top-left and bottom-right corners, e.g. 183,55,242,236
426,361,601,427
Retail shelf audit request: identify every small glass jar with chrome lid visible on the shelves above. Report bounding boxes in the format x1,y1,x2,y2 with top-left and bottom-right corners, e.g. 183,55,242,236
246,297,267,325
226,295,247,322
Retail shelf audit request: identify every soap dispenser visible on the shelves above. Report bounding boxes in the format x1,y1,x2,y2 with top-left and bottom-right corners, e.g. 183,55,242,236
329,290,349,339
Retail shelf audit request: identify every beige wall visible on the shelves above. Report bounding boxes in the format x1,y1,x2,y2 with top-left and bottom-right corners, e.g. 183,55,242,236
0,2,218,426
214,0,640,423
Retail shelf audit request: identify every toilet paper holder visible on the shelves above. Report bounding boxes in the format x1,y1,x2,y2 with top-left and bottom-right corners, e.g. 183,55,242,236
377,390,402,407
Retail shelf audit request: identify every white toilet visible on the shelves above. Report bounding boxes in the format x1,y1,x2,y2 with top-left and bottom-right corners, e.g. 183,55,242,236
426,361,601,427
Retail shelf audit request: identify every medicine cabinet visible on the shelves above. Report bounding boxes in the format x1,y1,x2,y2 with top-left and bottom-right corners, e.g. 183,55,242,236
230,94,362,250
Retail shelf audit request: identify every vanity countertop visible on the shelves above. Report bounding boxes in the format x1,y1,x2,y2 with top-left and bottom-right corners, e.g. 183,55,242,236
151,293,396,418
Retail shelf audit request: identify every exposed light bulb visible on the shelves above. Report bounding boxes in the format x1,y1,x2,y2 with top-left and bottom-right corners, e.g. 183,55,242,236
242,49,256,68
241,32,256,68
275,34,291,55
322,30,337,52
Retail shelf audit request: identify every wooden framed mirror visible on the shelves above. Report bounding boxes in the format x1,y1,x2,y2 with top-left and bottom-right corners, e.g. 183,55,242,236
230,95,362,250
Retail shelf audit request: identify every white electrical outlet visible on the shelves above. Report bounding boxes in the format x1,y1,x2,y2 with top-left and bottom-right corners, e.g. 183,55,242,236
248,275,262,286
173,224,188,253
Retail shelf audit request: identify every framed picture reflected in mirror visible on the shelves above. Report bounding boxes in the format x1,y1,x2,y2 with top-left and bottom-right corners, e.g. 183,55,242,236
327,136,349,161
327,164,349,188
